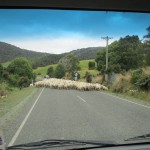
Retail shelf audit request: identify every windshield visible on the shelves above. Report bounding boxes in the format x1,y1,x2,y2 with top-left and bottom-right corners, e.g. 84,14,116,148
0,9,150,149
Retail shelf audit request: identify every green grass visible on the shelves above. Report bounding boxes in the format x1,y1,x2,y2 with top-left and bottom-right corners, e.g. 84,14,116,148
78,59,99,78
0,87,36,117
79,59,97,70
2,61,11,67
78,70,99,78
34,64,57,77
33,59,99,78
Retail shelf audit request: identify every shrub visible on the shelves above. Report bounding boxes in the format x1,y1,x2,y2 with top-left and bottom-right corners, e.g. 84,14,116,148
88,61,95,70
0,82,9,91
86,72,92,83
131,69,143,84
0,82,9,97
47,66,54,77
136,74,150,91
111,74,132,93
18,77,31,88
2,70,9,79
54,64,65,79
7,57,33,79
77,73,80,80
32,73,37,82
8,74,20,87
77,66,81,71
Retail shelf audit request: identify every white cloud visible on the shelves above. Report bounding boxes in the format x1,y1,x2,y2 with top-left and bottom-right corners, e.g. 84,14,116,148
6,36,115,54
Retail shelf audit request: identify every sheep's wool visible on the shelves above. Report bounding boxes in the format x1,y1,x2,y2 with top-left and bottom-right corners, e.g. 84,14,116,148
35,78,108,91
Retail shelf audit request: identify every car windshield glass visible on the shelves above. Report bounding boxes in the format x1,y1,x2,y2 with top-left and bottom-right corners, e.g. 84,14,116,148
0,9,150,149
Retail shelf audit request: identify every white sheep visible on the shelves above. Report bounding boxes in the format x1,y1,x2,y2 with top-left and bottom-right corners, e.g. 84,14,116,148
35,78,108,91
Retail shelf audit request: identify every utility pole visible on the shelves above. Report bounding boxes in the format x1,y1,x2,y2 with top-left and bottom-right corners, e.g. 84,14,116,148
101,36,113,71
101,36,113,82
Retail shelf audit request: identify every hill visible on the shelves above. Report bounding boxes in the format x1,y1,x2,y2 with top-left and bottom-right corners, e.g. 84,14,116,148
0,41,104,68
32,53,67,69
33,47,104,68
0,41,49,63
70,47,103,60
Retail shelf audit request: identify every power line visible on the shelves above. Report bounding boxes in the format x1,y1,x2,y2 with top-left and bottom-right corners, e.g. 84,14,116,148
101,36,113,71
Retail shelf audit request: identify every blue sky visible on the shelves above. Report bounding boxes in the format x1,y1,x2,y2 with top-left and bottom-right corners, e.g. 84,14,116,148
0,9,150,53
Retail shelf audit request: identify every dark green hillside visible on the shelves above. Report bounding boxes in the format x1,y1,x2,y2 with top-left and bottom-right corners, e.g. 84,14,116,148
0,41,104,68
33,47,104,68
70,47,103,60
0,41,49,63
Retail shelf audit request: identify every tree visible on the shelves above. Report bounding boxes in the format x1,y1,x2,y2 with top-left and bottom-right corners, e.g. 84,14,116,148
96,35,144,73
88,61,95,70
59,54,79,73
143,26,150,66
54,64,65,79
95,49,106,73
47,66,54,77
7,57,33,79
117,35,143,70
0,64,3,77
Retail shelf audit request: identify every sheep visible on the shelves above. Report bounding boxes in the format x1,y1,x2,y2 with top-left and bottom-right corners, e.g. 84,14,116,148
30,83,34,87
35,78,108,91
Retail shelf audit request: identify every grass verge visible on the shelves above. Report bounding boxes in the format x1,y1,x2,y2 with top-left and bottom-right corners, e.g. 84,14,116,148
0,87,36,117
108,89,150,104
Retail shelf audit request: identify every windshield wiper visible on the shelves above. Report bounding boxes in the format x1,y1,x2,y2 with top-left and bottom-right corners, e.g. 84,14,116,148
125,134,150,141
7,139,117,150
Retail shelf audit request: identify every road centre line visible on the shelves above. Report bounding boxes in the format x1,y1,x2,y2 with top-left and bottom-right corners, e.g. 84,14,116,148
77,96,86,103
8,88,45,147
100,92,150,109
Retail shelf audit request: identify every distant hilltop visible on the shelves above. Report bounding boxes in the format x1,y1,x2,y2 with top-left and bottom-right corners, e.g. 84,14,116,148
0,41,104,68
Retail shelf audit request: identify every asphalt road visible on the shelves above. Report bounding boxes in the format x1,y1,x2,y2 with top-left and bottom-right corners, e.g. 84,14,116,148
4,88,150,147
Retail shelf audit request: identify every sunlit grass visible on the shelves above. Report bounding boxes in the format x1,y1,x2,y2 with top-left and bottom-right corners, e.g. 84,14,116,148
33,59,99,78
33,64,57,77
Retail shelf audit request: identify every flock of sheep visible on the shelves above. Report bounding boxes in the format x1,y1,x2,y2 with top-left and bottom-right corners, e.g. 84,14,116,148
35,78,108,91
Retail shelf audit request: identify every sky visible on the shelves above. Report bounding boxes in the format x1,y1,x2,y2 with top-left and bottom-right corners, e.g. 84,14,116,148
0,9,150,54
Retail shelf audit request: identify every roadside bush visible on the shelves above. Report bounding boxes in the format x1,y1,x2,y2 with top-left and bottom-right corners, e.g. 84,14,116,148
88,61,95,70
77,66,81,71
2,70,9,79
136,74,150,91
32,73,37,82
18,77,31,88
131,69,143,84
0,82,9,97
8,74,19,87
110,64,121,73
77,73,80,80
47,66,54,77
86,72,92,83
54,64,65,79
7,57,33,79
111,75,132,93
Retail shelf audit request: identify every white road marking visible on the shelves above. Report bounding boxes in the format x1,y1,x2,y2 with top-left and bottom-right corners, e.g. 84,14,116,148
100,92,150,109
77,96,86,103
8,88,45,147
